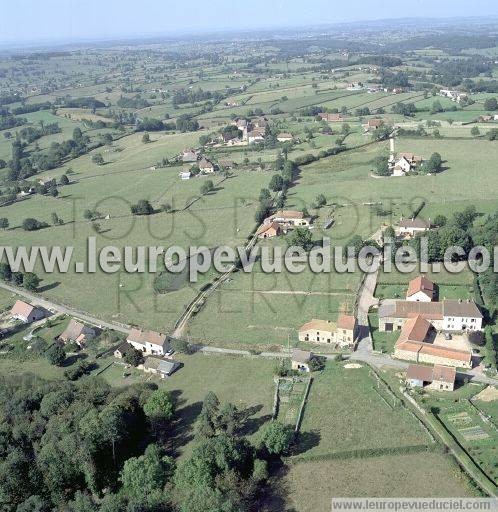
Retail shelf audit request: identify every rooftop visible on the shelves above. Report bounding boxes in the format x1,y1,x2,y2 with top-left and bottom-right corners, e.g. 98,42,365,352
292,348,312,363
299,319,336,333
128,328,168,347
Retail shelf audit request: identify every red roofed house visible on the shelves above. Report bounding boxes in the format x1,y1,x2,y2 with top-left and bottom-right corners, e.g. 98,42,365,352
257,222,281,239
406,276,435,302
336,314,357,345
127,328,170,356
10,300,45,324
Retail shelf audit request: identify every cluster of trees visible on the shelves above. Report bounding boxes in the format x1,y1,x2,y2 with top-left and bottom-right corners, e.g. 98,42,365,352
8,127,94,180
176,114,200,133
433,58,492,87
371,124,392,141
380,70,410,89
131,199,154,216
200,180,215,195
19,123,61,144
0,375,178,511
116,95,150,109
63,97,105,109
410,206,478,262
0,114,26,131
0,262,40,291
0,372,293,512
172,88,223,107
420,152,443,173
175,391,292,511
135,118,175,132
392,102,417,117
22,217,49,231
255,158,297,223
483,97,498,111
10,101,52,115
473,210,498,308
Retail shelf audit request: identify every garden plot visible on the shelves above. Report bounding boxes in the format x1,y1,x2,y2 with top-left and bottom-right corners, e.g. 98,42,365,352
276,376,310,429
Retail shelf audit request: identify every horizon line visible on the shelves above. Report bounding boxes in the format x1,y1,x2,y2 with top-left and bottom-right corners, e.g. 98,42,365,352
1,14,498,52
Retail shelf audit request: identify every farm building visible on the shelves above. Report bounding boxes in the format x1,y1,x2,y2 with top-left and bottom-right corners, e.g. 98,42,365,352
406,276,435,302
362,118,384,132
10,300,45,324
59,319,96,347
143,357,180,378
267,210,311,228
393,316,472,368
318,112,343,122
277,133,293,142
114,341,133,359
248,128,265,144
182,149,199,162
406,363,456,391
291,349,313,373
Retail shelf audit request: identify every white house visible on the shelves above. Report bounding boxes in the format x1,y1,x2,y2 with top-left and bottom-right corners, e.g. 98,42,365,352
127,328,171,356
397,218,433,238
10,300,45,324
180,171,191,180
392,157,412,176
442,300,483,332
406,276,435,302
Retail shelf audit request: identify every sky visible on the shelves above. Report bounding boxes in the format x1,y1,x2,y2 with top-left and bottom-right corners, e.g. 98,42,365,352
1,0,498,45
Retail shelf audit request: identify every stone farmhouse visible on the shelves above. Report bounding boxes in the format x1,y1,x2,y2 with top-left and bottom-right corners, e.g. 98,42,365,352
127,327,171,356
277,133,293,143
10,300,45,324
248,127,266,144
298,315,356,347
406,363,456,391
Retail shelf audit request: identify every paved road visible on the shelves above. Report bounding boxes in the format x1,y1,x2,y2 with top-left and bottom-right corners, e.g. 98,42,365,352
0,282,131,334
354,255,381,354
